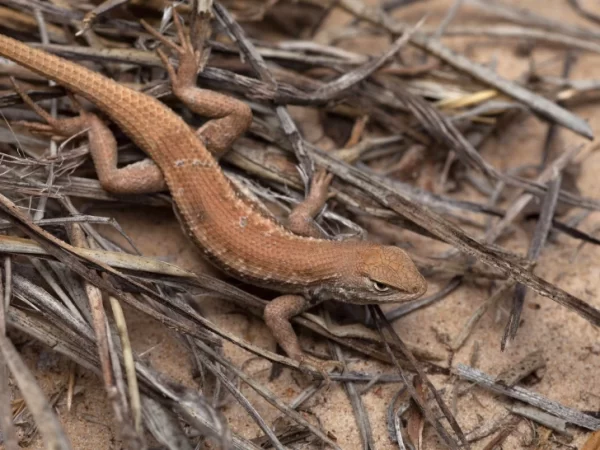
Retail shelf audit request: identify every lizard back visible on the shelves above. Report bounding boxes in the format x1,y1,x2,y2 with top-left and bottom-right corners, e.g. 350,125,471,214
0,34,355,289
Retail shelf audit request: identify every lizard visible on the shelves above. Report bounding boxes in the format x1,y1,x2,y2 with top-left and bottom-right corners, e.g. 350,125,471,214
0,13,426,373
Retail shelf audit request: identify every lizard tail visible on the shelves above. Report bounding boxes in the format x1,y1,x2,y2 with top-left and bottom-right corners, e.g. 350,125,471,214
0,33,178,149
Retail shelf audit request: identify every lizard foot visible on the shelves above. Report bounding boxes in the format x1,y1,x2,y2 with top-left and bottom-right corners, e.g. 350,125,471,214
141,13,204,90
298,354,343,383
9,77,89,137
308,169,335,205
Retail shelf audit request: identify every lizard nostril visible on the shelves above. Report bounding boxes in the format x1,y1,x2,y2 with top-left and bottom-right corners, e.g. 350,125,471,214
412,281,426,295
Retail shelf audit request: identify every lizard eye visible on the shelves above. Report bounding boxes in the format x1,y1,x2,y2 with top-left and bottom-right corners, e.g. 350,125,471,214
372,281,390,292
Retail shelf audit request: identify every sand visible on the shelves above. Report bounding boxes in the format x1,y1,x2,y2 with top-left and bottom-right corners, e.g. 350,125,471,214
5,0,600,449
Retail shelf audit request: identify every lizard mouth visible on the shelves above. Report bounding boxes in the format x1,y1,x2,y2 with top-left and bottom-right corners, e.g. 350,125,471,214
377,290,425,303
332,289,426,305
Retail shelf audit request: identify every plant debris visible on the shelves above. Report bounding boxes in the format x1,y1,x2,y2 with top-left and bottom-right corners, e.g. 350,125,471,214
0,0,598,449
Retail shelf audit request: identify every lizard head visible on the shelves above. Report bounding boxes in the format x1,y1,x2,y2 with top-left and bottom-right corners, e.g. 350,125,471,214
354,245,427,302
313,244,427,304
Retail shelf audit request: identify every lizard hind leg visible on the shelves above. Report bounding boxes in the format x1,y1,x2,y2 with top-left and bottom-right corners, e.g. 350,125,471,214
10,78,167,195
141,13,252,159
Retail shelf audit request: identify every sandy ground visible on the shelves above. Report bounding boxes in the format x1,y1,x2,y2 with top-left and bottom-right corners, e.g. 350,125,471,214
5,0,600,449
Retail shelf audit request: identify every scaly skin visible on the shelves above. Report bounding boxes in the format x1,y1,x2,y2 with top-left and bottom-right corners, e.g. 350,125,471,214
0,26,426,373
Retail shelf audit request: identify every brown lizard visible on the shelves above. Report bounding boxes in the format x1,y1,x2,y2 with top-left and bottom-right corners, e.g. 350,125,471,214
0,15,426,373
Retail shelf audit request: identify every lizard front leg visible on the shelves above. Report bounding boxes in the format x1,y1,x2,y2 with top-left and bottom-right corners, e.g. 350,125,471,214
264,295,341,378
265,172,344,376
285,169,335,238
141,14,252,159
11,79,167,195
